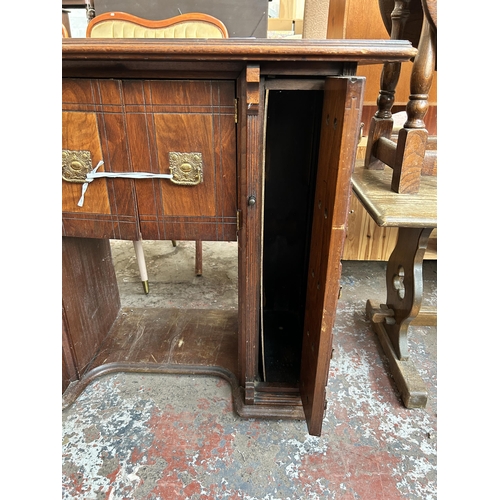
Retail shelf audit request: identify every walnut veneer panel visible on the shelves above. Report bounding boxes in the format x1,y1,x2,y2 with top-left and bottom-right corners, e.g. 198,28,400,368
134,80,237,241
62,79,141,240
62,78,237,241
62,111,110,215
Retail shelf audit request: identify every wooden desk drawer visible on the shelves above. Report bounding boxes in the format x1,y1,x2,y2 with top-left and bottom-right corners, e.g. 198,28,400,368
62,78,237,241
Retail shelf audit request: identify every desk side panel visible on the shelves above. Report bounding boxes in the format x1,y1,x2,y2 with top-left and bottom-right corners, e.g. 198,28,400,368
62,237,121,385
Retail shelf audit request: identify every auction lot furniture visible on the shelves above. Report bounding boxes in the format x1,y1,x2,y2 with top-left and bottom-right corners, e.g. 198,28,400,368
62,38,415,436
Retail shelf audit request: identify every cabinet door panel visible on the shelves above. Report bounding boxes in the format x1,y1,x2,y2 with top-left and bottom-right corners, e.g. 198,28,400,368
300,76,365,436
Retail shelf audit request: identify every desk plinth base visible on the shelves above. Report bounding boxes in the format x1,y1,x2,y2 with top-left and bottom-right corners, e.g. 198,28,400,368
62,307,305,421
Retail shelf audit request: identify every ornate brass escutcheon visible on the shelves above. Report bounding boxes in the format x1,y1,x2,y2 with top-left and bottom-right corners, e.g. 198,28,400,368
169,152,203,186
62,150,93,183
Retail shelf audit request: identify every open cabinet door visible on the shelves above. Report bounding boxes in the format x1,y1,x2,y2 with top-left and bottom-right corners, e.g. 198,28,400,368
300,76,365,436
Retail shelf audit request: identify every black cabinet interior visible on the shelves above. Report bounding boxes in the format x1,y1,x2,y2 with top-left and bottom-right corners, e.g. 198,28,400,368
260,88,324,384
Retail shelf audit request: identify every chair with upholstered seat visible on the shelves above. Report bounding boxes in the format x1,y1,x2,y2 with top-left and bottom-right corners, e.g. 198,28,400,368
86,11,229,292
86,11,228,38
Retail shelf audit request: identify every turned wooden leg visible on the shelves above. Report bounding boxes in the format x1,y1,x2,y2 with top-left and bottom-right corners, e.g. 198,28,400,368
195,240,203,276
366,226,434,408
133,239,149,294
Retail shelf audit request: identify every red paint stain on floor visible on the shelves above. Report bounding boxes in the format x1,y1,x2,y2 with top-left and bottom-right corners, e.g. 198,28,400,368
299,443,402,499
135,406,237,497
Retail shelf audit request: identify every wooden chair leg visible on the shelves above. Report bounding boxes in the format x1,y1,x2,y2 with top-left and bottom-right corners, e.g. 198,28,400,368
132,239,149,294
195,240,203,276
366,226,434,408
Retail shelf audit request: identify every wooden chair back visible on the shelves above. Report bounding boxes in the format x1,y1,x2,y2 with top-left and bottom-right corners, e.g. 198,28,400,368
62,24,70,38
86,11,229,39
364,0,437,194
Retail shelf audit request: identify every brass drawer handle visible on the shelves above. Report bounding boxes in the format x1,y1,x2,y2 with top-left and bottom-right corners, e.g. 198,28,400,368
62,150,204,207
169,152,203,186
62,150,93,183
63,150,203,186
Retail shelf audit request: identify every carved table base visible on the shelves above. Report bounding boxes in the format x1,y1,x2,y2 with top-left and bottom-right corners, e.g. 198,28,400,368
366,227,435,408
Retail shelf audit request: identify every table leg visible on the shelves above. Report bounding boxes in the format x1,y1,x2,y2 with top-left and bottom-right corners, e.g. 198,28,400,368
366,226,434,408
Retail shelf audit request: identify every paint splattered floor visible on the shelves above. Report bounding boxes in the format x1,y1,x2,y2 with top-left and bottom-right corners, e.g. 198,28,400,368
62,241,437,499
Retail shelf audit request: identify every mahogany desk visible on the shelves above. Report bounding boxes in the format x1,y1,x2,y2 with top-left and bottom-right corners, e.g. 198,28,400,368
62,38,416,436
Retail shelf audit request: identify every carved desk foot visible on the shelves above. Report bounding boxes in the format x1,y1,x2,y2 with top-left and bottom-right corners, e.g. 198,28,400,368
366,227,435,408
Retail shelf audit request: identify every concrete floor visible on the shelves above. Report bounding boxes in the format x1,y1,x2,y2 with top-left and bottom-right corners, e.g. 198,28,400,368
62,240,437,499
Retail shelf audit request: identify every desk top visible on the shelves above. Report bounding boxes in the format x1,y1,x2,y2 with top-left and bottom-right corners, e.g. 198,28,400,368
62,38,417,65
351,162,437,228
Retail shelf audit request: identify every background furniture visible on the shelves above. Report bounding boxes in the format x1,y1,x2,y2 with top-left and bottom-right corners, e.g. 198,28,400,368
86,11,229,38
351,0,437,407
62,8,72,36
86,11,230,290
267,0,304,36
91,0,269,37
326,0,437,261
62,37,416,436
62,0,95,25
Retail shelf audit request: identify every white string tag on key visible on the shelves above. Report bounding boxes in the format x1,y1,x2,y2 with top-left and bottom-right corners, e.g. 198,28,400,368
77,160,104,207
77,161,174,207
